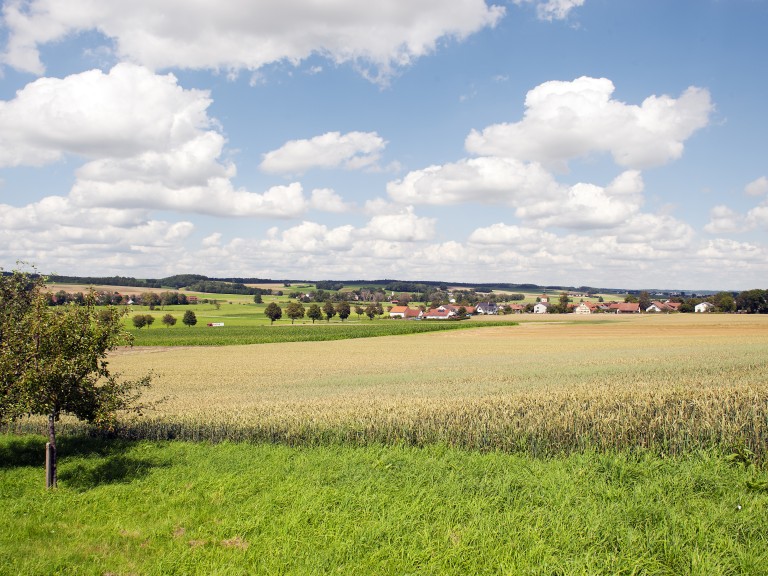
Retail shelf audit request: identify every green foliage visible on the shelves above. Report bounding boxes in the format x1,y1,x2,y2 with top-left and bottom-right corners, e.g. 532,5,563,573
264,302,283,324
315,280,345,291
182,310,197,327
336,301,351,322
161,314,177,327
322,300,336,322
713,292,736,313
186,280,255,295
307,304,322,324
0,268,44,424
0,268,152,486
285,301,305,324
736,289,768,313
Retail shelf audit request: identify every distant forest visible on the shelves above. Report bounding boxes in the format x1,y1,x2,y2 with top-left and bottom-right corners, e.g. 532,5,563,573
45,274,610,296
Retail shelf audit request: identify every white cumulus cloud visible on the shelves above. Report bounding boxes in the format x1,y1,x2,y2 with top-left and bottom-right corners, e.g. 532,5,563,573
745,176,768,197
387,157,560,205
465,77,713,170
361,206,436,242
705,205,747,234
0,63,216,168
310,188,353,213
260,131,386,175
1,0,505,83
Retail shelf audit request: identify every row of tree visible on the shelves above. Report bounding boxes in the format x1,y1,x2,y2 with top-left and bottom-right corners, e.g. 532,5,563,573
263,301,385,324
48,290,195,307
131,311,198,328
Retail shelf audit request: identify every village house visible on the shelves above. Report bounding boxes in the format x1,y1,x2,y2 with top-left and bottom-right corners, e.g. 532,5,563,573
422,305,457,320
646,300,681,313
475,302,499,315
533,301,550,314
388,306,423,319
695,302,715,313
609,302,641,314
573,301,598,314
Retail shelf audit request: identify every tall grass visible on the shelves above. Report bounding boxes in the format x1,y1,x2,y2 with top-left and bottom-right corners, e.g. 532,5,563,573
2,436,767,575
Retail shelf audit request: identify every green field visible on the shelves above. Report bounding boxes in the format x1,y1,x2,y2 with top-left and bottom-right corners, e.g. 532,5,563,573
128,318,519,345
2,436,768,575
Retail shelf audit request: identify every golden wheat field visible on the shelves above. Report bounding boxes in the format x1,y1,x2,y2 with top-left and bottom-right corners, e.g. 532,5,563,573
23,314,768,458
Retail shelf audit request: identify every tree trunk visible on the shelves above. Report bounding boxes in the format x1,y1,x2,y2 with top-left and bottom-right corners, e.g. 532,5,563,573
46,411,57,489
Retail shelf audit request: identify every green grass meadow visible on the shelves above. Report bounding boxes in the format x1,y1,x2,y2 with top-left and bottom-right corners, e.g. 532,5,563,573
2,435,768,575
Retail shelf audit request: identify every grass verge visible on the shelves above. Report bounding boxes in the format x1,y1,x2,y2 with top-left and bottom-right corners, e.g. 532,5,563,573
2,434,768,575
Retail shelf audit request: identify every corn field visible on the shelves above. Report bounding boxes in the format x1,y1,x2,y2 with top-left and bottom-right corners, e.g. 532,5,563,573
9,314,768,460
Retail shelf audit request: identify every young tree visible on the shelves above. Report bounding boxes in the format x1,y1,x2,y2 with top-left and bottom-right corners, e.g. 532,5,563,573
162,313,177,327
638,291,651,312
253,292,263,304
182,310,197,327
336,301,351,322
264,302,282,324
307,303,322,324
0,268,151,488
141,291,160,310
285,301,305,324
132,314,148,329
144,314,155,328
322,300,336,322
355,305,365,320
365,304,377,320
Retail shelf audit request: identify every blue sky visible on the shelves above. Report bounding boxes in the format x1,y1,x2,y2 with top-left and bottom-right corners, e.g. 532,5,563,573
1,0,766,290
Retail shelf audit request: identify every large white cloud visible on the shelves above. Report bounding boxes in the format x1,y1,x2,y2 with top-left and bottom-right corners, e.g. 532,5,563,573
387,157,560,205
260,131,386,175
1,0,505,82
388,156,645,230
71,179,309,219
0,196,195,275
0,63,215,168
517,171,645,229
465,77,713,170
0,63,325,218
613,213,695,251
